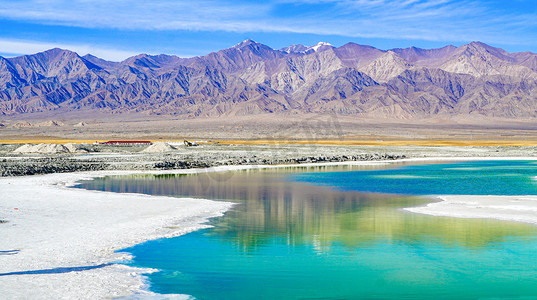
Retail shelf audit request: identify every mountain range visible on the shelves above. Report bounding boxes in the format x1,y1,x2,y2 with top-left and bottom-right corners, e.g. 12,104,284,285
2,40,537,119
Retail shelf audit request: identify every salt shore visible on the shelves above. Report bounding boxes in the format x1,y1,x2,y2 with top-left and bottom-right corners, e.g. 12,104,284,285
0,171,233,299
2,157,537,299
406,195,537,225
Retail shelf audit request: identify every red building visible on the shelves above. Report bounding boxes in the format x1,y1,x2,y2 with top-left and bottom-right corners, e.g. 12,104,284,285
101,141,151,145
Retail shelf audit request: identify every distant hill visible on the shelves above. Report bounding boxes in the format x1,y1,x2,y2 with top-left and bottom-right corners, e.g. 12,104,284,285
2,40,537,119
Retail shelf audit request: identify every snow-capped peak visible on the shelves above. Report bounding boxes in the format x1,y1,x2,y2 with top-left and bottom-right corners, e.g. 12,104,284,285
280,42,334,54
280,44,308,54
310,42,333,52
233,39,257,48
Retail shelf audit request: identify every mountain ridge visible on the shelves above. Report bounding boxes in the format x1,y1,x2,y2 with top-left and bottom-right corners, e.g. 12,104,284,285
2,40,537,119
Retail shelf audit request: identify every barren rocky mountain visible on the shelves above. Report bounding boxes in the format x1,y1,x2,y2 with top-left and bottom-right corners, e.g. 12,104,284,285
2,40,537,119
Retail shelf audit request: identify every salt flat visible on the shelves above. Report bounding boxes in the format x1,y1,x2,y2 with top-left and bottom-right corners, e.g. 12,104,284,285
406,195,537,225
0,171,233,299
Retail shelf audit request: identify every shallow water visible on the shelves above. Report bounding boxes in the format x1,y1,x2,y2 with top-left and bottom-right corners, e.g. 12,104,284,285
291,160,537,195
78,160,537,299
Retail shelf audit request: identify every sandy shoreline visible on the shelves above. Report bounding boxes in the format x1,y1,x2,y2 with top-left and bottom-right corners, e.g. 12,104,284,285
2,157,537,299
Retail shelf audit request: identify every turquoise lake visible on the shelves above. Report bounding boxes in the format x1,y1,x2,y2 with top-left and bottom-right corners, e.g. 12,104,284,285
78,160,537,299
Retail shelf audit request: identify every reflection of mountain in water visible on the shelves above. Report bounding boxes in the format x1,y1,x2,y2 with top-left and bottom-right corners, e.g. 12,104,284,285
78,164,537,251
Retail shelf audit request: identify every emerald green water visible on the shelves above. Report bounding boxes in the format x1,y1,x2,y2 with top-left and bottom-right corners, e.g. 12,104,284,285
291,160,537,195
78,160,537,299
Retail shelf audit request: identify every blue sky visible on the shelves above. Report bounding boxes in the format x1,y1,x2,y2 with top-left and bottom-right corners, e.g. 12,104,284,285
0,0,536,61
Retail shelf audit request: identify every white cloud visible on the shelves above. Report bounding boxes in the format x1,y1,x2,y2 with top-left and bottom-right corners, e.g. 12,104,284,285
0,39,139,61
0,0,534,47
0,0,269,31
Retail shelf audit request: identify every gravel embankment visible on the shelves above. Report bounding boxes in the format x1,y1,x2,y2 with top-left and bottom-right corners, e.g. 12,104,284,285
0,153,404,176
0,158,109,176
1,143,537,176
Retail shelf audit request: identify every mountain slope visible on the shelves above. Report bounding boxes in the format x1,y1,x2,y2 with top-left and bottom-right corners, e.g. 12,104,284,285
2,41,537,119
